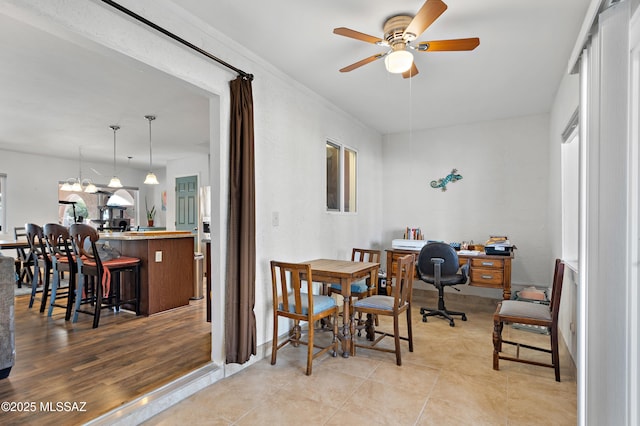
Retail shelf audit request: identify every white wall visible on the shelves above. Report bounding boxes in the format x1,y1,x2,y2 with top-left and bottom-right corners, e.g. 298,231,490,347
382,114,552,297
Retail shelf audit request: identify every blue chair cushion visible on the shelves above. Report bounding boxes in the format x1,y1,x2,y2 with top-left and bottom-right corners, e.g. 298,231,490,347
353,295,394,311
329,279,369,294
279,293,337,315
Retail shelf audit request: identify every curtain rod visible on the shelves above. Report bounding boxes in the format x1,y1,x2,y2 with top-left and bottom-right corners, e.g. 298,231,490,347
101,0,254,81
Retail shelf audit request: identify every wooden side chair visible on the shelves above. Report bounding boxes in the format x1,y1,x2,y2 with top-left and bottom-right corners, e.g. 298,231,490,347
327,248,381,299
43,223,76,320
14,226,33,287
69,224,141,328
493,259,566,381
270,260,339,375
351,254,415,365
327,248,381,334
25,223,52,312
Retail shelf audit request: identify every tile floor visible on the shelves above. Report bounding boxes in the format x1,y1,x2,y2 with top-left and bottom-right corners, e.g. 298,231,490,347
144,295,576,425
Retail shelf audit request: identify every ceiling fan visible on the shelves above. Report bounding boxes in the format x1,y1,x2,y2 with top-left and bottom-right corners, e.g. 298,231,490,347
333,0,479,78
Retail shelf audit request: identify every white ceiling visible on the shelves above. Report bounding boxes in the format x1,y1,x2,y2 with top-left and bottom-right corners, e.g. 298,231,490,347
0,0,590,168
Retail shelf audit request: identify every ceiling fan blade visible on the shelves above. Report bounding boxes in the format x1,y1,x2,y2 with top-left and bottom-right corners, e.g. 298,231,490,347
404,0,448,40
402,63,419,79
339,53,385,72
333,27,384,45
416,37,480,52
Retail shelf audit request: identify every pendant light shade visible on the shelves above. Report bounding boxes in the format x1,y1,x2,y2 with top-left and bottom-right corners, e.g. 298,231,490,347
108,125,123,188
144,115,159,185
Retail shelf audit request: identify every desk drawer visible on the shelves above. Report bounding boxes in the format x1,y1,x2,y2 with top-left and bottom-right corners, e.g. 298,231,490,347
470,267,504,288
470,258,504,269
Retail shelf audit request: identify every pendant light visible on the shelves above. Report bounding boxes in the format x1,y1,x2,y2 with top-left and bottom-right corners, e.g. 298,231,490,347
143,115,159,185
108,125,123,188
60,146,97,193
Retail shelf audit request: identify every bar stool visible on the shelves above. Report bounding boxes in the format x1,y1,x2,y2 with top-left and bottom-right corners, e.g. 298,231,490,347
69,224,141,328
43,223,75,320
25,223,52,312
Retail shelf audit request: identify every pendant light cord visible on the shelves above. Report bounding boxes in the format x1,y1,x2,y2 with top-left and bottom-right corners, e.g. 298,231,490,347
145,115,156,171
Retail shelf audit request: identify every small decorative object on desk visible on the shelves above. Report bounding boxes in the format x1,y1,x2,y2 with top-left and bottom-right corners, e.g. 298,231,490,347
404,227,423,240
145,197,156,227
430,169,462,191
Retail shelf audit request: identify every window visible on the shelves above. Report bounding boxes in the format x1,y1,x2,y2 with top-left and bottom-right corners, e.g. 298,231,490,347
326,140,357,213
0,174,5,232
561,110,579,263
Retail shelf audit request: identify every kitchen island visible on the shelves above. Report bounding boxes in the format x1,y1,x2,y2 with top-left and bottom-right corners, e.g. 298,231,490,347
100,231,195,315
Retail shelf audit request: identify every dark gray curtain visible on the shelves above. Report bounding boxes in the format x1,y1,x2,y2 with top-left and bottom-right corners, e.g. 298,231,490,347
225,76,256,364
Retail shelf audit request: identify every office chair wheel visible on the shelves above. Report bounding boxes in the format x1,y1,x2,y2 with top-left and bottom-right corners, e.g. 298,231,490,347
449,320,455,327
461,314,467,321
422,316,428,322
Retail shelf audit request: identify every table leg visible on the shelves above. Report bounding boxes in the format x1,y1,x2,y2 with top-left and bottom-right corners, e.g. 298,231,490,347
340,277,351,358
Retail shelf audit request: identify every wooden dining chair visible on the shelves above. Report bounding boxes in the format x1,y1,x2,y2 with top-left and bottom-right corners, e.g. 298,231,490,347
326,248,381,334
25,223,53,312
43,223,76,320
270,260,339,375
14,226,33,287
492,259,565,381
351,254,415,365
327,248,381,299
69,224,141,328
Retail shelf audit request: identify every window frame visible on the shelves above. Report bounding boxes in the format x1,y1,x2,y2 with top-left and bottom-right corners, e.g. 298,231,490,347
326,139,358,214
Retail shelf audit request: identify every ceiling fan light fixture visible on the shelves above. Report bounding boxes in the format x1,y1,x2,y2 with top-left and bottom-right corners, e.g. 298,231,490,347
384,50,413,74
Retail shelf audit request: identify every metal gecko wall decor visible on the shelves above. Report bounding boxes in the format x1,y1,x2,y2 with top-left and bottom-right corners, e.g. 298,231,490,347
430,169,463,191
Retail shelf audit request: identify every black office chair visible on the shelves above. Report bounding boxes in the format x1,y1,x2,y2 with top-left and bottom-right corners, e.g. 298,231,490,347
417,242,469,327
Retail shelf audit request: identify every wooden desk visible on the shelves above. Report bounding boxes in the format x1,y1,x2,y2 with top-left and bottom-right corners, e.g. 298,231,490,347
386,248,514,300
305,259,379,357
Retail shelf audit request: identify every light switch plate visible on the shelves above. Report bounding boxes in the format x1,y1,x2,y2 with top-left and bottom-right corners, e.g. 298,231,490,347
155,251,162,262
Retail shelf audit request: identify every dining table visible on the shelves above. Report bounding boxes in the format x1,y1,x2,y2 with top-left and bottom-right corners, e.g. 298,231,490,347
0,239,30,287
305,258,380,357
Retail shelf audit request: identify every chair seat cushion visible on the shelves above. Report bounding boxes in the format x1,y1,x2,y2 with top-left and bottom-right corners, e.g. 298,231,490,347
330,279,368,294
279,294,337,315
420,274,466,286
498,300,551,321
353,295,395,311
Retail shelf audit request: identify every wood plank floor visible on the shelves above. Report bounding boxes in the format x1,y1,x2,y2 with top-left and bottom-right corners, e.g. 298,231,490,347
0,293,211,425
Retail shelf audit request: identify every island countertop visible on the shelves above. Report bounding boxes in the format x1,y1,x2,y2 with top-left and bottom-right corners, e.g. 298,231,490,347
100,231,194,241
99,231,195,315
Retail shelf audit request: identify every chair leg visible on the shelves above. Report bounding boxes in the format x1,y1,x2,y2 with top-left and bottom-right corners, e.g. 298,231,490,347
306,322,314,375
28,262,40,309
65,271,76,321
47,267,59,317
271,313,279,366
39,265,51,313
393,315,401,366
551,327,561,382
406,306,413,353
92,279,102,329
493,319,503,370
